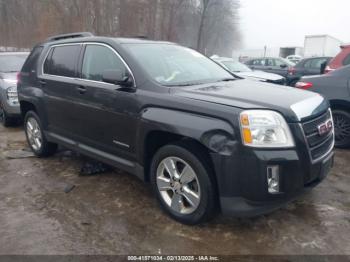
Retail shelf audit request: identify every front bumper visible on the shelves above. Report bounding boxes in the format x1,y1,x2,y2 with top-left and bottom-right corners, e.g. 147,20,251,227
0,95,20,116
2,100,21,116
211,124,334,217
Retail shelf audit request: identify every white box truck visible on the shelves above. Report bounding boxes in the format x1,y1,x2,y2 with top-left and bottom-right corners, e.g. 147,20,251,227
304,35,342,57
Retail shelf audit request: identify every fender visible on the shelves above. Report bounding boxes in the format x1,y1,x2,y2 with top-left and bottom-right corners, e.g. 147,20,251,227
138,107,238,163
18,86,48,127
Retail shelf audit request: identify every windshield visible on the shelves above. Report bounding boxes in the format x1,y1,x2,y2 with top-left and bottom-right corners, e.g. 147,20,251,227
221,60,252,72
0,54,28,72
126,44,234,86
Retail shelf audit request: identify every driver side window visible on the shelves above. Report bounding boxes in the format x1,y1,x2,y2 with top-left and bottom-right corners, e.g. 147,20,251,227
82,44,126,82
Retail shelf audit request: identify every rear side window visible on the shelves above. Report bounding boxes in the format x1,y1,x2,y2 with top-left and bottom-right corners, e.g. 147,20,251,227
266,59,275,66
343,54,350,66
44,45,81,77
304,58,328,69
82,45,127,82
22,47,43,73
251,59,265,66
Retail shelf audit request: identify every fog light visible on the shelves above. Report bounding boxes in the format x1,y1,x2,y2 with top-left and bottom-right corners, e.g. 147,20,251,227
267,166,280,194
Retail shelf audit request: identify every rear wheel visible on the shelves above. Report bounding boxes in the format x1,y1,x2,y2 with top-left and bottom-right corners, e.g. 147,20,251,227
150,143,217,225
24,111,58,157
333,109,350,148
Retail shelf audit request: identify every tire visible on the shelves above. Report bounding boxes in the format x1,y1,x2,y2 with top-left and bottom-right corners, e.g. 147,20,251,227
0,105,14,127
24,111,58,157
150,142,217,225
333,109,350,148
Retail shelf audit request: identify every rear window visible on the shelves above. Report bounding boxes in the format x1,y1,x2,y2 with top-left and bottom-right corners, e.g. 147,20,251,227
44,45,81,77
304,58,328,69
22,47,43,73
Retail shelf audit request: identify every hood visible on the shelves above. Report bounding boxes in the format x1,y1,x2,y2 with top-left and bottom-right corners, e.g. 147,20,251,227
173,79,329,122
0,72,18,83
236,70,283,81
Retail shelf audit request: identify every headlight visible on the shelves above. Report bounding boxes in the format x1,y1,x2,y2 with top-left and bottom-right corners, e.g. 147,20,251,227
239,110,294,148
6,86,18,103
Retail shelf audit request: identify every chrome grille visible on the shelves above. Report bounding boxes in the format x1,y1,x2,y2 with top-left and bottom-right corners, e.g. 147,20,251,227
301,109,334,162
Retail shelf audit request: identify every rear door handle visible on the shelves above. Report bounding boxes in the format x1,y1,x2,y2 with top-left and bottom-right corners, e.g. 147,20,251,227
77,86,87,94
39,80,46,86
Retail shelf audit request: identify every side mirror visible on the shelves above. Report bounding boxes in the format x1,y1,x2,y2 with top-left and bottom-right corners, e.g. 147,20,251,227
280,64,288,68
102,69,133,87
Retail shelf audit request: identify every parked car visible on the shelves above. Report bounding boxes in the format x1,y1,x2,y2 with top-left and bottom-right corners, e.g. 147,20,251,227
286,55,302,64
245,57,295,78
0,52,29,126
296,65,350,148
18,32,334,224
212,57,286,85
325,43,350,73
287,57,332,86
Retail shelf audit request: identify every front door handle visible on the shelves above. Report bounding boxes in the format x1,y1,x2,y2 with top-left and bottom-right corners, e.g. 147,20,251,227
77,86,87,94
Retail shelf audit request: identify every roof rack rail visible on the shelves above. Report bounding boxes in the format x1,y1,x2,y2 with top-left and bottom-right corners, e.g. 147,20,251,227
46,32,94,42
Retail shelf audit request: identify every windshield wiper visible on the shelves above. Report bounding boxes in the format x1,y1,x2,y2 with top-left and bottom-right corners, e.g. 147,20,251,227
166,82,205,87
218,78,236,82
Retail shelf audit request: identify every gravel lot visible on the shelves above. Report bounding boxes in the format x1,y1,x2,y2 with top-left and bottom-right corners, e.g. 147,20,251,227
0,125,349,255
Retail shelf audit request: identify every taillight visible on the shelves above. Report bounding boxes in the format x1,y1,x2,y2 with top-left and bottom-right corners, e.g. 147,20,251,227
17,72,21,83
295,81,313,89
288,67,296,75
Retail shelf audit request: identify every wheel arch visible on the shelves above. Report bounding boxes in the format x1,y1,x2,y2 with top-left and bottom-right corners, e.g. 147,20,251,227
20,100,37,118
329,99,350,112
140,107,238,184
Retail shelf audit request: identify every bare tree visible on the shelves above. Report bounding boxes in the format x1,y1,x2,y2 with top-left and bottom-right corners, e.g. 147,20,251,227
0,0,240,56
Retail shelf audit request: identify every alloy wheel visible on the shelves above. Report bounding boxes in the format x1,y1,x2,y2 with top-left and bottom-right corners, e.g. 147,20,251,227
333,113,350,144
156,157,201,215
26,117,43,151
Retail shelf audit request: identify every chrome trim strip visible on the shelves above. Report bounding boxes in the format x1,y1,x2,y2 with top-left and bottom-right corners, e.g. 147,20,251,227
47,132,134,167
113,140,130,148
78,144,134,167
41,42,136,87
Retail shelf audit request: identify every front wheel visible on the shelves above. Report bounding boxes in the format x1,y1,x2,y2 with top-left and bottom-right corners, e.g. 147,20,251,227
333,109,350,148
150,143,217,225
24,111,58,157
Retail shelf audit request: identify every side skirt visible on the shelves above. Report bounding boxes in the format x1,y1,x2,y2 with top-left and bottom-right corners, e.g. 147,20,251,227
45,132,145,181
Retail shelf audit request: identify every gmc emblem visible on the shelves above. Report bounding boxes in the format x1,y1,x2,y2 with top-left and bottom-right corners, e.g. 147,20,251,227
317,119,333,136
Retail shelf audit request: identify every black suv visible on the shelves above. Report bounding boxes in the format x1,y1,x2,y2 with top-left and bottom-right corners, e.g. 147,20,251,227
18,33,335,224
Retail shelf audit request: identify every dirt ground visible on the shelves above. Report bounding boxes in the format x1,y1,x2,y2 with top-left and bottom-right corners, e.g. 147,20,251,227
0,125,349,255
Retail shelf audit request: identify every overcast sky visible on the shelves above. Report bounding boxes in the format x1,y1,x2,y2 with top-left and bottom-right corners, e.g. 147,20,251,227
239,0,350,49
